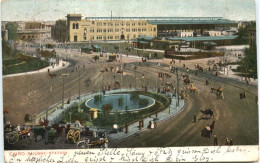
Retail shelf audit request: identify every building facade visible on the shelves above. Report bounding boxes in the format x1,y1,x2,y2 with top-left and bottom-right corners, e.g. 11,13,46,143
65,14,238,43
67,14,157,42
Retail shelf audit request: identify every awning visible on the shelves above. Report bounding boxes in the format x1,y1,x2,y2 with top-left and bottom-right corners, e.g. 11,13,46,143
81,46,92,50
139,41,150,44
92,45,100,49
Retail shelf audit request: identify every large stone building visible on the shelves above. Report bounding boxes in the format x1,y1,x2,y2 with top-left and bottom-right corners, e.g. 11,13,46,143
67,14,157,42
17,22,53,41
64,14,238,43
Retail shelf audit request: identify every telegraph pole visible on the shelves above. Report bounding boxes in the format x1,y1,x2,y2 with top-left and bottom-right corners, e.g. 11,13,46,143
78,67,80,100
176,68,179,106
62,76,65,109
121,64,123,91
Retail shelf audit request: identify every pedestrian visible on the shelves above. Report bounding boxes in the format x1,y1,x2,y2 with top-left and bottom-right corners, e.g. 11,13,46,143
17,124,21,132
225,138,229,145
206,80,209,85
215,72,218,76
230,139,233,145
240,93,243,99
214,135,218,146
193,115,196,123
243,91,246,98
113,75,116,80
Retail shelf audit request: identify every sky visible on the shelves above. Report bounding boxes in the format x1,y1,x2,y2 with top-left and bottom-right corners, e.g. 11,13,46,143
1,0,257,21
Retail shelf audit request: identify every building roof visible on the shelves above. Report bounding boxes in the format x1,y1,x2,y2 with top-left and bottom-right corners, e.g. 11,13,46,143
139,41,150,44
67,14,82,17
92,45,100,49
148,19,237,25
81,46,92,50
167,35,238,42
85,17,223,20
225,30,237,32
137,36,155,41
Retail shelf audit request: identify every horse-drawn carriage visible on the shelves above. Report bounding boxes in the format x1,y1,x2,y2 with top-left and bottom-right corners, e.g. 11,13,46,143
65,121,94,144
211,86,224,99
183,75,190,84
187,83,200,95
4,125,31,144
201,126,211,138
201,121,215,138
77,137,108,148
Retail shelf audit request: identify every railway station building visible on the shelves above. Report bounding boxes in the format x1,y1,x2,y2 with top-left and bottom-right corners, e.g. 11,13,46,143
65,14,238,43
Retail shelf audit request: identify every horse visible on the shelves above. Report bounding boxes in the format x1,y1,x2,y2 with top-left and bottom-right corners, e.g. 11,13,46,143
211,87,216,93
114,81,120,88
200,109,214,118
51,123,65,137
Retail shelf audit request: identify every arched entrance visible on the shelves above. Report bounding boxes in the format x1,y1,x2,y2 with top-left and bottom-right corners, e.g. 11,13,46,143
121,34,125,40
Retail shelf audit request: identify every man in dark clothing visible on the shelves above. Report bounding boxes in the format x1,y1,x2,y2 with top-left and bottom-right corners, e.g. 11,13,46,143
230,139,233,145
214,135,218,146
193,115,196,123
240,93,243,99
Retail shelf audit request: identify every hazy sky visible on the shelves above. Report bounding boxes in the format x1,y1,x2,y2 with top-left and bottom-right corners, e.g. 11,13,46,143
1,0,256,21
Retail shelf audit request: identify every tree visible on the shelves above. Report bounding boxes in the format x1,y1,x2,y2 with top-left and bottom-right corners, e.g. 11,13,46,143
241,47,257,79
5,22,18,41
24,114,32,122
232,21,256,45
53,20,68,42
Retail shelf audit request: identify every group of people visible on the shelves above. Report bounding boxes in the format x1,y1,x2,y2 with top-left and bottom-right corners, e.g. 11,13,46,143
213,135,233,146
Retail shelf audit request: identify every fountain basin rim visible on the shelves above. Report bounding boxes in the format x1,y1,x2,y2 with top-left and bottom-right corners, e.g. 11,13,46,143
85,94,155,113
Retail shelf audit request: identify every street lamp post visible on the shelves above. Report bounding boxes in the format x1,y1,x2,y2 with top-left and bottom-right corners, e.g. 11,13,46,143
61,73,69,109
62,76,65,109
78,67,81,100
69,112,72,124
176,68,179,106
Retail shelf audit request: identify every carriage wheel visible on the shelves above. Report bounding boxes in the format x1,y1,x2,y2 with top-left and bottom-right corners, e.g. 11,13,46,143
66,130,74,143
7,133,19,144
36,135,43,142
73,131,81,143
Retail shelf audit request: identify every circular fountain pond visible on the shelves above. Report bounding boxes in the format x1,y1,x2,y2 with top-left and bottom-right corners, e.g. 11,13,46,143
85,94,155,113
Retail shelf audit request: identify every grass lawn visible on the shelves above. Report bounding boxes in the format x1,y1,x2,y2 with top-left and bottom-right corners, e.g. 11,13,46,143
3,56,49,75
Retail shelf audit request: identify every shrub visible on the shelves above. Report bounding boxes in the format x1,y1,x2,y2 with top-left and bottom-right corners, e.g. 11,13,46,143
24,114,32,122
102,104,113,115
139,98,149,107
94,95,102,104
130,92,139,101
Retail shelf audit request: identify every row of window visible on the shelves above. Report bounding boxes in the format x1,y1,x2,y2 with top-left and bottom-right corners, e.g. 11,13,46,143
86,28,156,33
92,21,147,26
80,35,141,40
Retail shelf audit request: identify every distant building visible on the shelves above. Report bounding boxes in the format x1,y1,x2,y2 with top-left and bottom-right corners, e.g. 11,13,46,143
177,31,193,37
51,20,68,42
17,22,53,41
203,31,222,36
